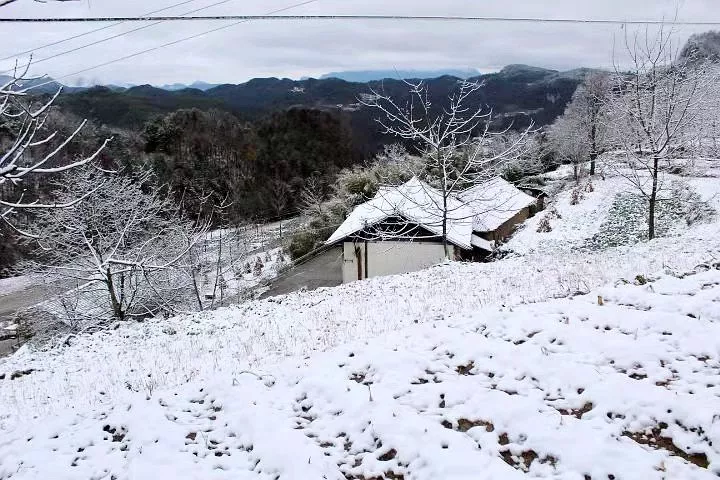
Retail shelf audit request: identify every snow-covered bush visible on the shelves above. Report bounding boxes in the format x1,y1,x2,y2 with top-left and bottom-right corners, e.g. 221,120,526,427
570,187,585,205
253,257,264,277
536,215,552,233
587,181,715,249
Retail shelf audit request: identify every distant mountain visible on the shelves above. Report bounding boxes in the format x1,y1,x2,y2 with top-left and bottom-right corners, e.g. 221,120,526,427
57,85,232,128
156,81,221,91
55,64,590,156
318,68,481,82
0,74,79,94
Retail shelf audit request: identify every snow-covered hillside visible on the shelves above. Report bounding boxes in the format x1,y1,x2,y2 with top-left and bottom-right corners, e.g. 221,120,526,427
2,172,720,479
2,267,720,479
506,173,719,256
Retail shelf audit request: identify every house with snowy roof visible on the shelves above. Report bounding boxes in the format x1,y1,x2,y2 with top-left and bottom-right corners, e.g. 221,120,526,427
325,176,538,283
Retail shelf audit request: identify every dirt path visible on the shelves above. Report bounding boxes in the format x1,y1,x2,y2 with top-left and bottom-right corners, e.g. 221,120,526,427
0,284,49,318
260,246,343,298
0,284,52,356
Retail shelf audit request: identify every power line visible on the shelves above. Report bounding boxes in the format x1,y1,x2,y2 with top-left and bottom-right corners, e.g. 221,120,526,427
23,0,321,88
1,0,240,75
1,15,720,26
0,0,201,62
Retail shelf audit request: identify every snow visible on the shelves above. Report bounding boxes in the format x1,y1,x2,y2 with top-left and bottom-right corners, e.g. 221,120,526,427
505,176,631,254
505,174,720,256
326,177,475,249
2,266,720,479
2,172,720,479
460,177,537,232
325,176,536,250
0,275,34,297
470,234,494,251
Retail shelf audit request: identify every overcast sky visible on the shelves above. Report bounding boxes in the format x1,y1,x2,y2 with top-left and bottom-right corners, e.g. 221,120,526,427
0,0,717,86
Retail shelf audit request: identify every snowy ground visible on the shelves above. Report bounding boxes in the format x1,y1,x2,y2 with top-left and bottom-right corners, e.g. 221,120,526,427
506,172,719,256
1,172,720,478
2,267,720,479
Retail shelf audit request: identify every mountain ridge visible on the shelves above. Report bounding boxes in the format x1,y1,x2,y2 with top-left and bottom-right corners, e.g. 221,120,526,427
52,64,598,149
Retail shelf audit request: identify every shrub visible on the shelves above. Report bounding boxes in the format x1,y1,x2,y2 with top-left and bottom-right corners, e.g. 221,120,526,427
570,187,584,205
586,182,715,250
536,216,552,233
253,257,264,277
287,230,321,260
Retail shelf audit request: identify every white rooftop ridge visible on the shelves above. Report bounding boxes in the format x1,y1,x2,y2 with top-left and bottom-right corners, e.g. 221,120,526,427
460,177,537,232
326,176,535,250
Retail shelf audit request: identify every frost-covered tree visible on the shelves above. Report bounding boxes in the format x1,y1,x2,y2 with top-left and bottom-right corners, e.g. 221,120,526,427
298,175,326,219
548,72,611,180
548,111,590,182
607,26,714,239
1,70,109,235
267,179,292,239
686,63,720,159
28,169,202,323
362,80,534,257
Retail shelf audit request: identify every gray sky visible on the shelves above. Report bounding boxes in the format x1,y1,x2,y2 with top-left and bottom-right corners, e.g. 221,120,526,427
0,0,717,86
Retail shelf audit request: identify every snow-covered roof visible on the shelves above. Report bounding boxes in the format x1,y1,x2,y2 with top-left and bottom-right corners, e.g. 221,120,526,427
471,234,494,251
326,177,536,250
459,177,537,232
325,177,474,249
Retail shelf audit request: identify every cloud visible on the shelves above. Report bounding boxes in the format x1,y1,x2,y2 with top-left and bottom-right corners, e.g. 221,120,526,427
0,0,715,85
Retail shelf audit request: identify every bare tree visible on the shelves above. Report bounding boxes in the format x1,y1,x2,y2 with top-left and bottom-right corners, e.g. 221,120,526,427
268,179,292,239
27,169,203,324
298,175,326,219
584,72,613,175
1,69,109,235
362,80,534,257
548,72,612,180
607,25,713,239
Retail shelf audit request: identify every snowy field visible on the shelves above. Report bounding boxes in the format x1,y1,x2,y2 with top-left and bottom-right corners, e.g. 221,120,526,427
2,267,720,479
1,172,720,479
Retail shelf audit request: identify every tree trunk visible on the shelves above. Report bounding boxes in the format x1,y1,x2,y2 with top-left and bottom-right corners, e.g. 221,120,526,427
648,156,659,240
106,270,124,321
354,244,363,280
442,195,449,259
590,115,598,176
188,240,204,311
191,270,204,312
439,146,450,260
210,231,223,309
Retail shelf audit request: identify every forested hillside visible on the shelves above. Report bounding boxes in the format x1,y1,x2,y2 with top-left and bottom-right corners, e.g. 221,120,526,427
0,64,586,274
57,64,583,133
143,107,356,222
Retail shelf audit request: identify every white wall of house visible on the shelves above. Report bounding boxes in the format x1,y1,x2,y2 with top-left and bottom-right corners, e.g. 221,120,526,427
341,240,447,283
